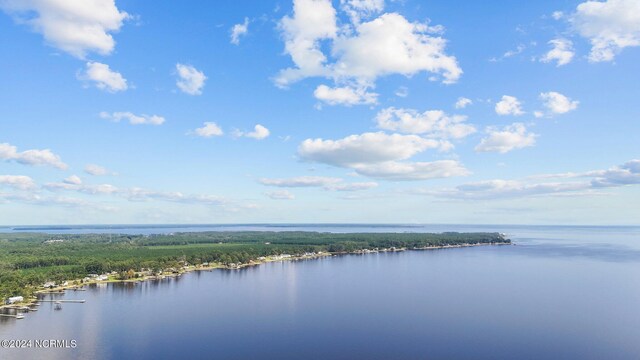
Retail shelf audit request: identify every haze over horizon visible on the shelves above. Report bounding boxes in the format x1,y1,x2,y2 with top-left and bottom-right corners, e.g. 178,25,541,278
1,0,639,225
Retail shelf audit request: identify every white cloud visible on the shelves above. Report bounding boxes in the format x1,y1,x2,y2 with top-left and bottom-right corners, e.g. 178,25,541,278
314,84,378,106
0,175,36,190
42,180,240,208
552,11,564,20
100,111,165,125
475,123,537,153
276,1,461,101
503,44,526,58
78,61,127,92
340,0,384,24
454,97,472,109
589,159,640,187
63,175,82,185
540,38,575,66
246,124,270,139
331,13,462,84
0,0,129,58
427,179,591,200
230,17,249,45
260,176,342,187
193,122,224,138
176,63,206,95
298,132,443,167
0,142,67,169
571,0,640,62
421,159,640,200
324,181,378,191
375,107,476,139
44,181,119,195
265,190,295,200
234,124,270,140
84,164,112,176
495,95,524,116
297,132,465,181
540,91,579,115
276,0,337,86
394,86,409,98
352,160,469,181
259,176,377,191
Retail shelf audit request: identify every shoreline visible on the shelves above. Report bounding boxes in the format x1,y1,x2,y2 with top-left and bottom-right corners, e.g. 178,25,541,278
1,242,511,311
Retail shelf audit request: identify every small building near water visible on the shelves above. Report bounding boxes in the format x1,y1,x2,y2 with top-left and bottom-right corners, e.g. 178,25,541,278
5,296,24,304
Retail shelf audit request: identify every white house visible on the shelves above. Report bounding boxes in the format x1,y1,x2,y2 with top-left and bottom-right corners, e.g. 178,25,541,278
6,296,24,304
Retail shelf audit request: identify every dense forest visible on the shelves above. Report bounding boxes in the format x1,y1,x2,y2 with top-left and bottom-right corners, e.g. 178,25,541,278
0,231,509,300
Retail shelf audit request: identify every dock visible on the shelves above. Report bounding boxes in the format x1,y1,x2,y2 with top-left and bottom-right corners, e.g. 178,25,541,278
0,313,25,319
37,299,85,303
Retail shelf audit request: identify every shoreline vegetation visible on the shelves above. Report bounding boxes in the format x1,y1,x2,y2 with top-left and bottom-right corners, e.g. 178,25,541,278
0,231,510,309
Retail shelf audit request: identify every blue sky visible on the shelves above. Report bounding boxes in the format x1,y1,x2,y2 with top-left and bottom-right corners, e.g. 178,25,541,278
0,0,639,225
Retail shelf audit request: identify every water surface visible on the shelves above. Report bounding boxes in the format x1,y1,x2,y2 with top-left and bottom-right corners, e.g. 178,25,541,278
1,225,639,359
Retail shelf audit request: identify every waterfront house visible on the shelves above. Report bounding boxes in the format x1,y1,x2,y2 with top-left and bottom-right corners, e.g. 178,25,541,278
43,281,56,288
5,296,24,304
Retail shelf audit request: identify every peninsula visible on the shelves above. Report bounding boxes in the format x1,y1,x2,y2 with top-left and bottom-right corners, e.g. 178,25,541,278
0,231,510,304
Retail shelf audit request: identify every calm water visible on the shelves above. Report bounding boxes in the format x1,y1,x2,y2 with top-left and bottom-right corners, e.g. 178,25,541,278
1,225,639,359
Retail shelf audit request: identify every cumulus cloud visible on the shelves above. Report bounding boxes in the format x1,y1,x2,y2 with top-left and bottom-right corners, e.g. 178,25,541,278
454,97,472,109
44,181,119,195
324,181,378,191
265,190,295,200
297,132,466,180
539,91,579,115
340,0,384,24
375,107,476,139
331,13,461,84
0,175,36,190
425,179,591,200
192,122,224,138
314,84,378,106
571,0,640,62
0,142,67,169
276,0,337,86
276,0,461,104
42,180,239,208
475,123,537,153
78,61,127,92
299,132,443,167
540,38,575,66
230,17,249,45
589,159,640,187
84,164,113,176
259,176,377,191
175,63,206,95
421,159,640,200
352,160,469,181
100,111,165,125
0,0,129,58
63,175,82,185
260,176,342,187
495,95,524,116
234,124,270,140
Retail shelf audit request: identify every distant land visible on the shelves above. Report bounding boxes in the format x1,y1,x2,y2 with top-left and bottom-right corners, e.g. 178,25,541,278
0,231,509,303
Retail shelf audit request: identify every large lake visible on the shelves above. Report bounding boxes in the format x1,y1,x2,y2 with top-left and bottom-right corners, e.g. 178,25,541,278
1,225,639,359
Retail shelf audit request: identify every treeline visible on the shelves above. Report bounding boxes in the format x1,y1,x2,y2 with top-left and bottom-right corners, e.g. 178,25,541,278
0,231,508,300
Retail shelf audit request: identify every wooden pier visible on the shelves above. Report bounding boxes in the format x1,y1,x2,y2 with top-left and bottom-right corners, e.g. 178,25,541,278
37,299,85,303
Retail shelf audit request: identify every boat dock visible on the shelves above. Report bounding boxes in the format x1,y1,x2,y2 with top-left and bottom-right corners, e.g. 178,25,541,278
37,299,85,303
0,313,25,319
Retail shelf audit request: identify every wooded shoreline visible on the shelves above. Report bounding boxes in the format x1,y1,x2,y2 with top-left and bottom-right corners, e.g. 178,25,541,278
1,231,511,305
